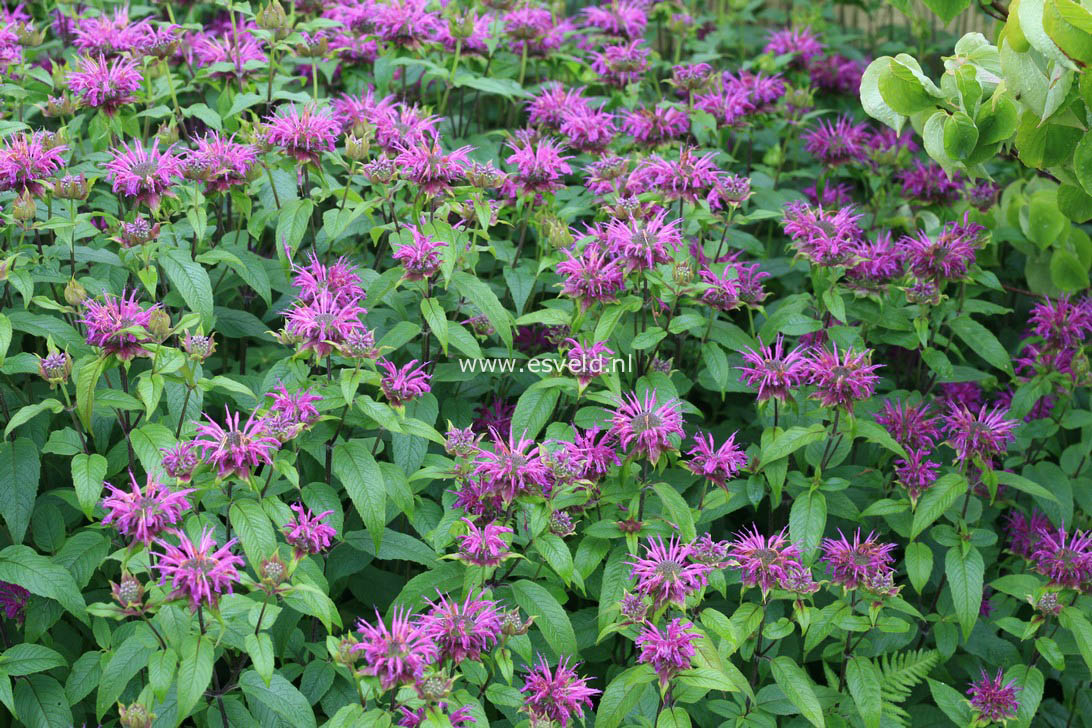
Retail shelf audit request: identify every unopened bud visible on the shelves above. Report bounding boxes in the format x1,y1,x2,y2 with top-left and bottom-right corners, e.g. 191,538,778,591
37,350,71,385
156,122,179,146
42,94,78,118
111,572,144,609
260,554,288,585
12,191,36,223
673,261,694,285
147,309,171,342
416,672,454,701
53,173,89,200
345,132,369,161
256,0,291,39
183,331,216,362
16,25,46,47
64,277,87,306
500,608,532,636
118,702,154,728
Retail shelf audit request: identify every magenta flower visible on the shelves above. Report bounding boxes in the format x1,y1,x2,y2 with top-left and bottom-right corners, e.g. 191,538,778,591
0,131,67,195
939,382,983,411
72,8,144,55
528,82,590,128
267,384,322,430
690,534,731,568
0,582,30,623
284,289,366,359
504,7,566,56
565,339,614,389
847,232,905,284
421,591,503,663
803,115,871,166
805,346,881,413
630,147,722,203
292,251,362,306
262,103,338,165
68,55,142,115
876,400,940,450
943,403,1018,465
352,608,439,691
1029,296,1092,350
560,105,617,153
808,54,865,94
1007,509,1052,559
628,536,712,609
685,431,748,487
893,448,940,502
694,86,754,127
622,104,690,145
398,705,474,728
473,428,552,503
581,0,647,38
187,132,258,192
473,399,514,436
457,518,512,567
805,181,855,208
284,503,337,558
193,407,281,480
80,290,160,361
372,0,441,48
763,27,824,64
161,442,199,483
821,528,897,591
903,214,985,281
608,390,685,463
967,669,1021,723
727,525,806,596
192,33,268,79
505,134,572,196
782,201,865,266
636,618,701,686
898,161,964,204
102,472,194,545
605,210,681,272
738,335,809,403
562,426,621,481
1030,526,1092,590
590,39,650,87
393,226,446,281
104,139,184,208
707,174,753,211
395,135,474,196
556,243,626,311
379,359,432,407
156,528,244,611
373,104,441,153
521,655,600,727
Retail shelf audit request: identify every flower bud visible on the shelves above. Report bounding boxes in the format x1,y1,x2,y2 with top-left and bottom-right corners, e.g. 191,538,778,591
257,0,291,39
345,132,370,161
41,94,78,118
147,309,172,342
37,350,71,385
333,635,361,667
463,161,507,190
64,277,87,306
53,173,90,200
673,260,694,285
416,672,454,702
260,553,288,585
619,592,647,623
541,214,573,250
111,572,144,610
444,423,480,457
183,331,216,362
118,702,154,728
156,122,179,146
116,217,161,248
548,510,576,538
449,13,477,41
12,191,36,223
500,608,532,636
16,24,46,47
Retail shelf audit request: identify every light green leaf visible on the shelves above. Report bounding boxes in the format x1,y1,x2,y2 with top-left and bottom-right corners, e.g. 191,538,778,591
332,439,386,551
245,633,274,686
789,491,826,559
846,656,883,728
239,670,317,728
176,633,214,722
0,546,87,623
510,580,578,658
653,483,696,542
160,248,215,329
72,453,107,519
770,656,824,728
946,545,984,639
911,473,967,539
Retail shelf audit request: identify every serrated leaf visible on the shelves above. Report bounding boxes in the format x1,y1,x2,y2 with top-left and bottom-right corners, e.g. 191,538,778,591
653,482,696,541
245,633,274,686
911,473,967,539
332,439,386,551
96,633,155,720
770,656,824,728
239,670,317,728
0,644,66,676
510,579,578,658
0,438,40,543
229,499,276,568
177,633,214,722
160,248,215,329
789,491,826,559
510,382,560,441
946,545,984,639
847,656,883,728
72,453,107,519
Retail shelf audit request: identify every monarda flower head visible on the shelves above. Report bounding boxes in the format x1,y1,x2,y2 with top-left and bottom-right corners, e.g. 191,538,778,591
738,334,809,403
393,226,446,281
371,0,442,49
590,38,650,87
1007,508,1052,559
559,104,617,153
685,431,747,486
763,26,824,64
876,399,940,450
104,139,184,208
622,104,690,145
457,517,513,567
68,54,142,115
608,390,684,463
0,582,29,623
561,426,620,481
605,210,681,272
161,441,199,483
284,503,337,557
821,528,897,592
564,339,614,389
262,103,338,165
808,54,865,94
421,591,503,664
898,161,964,204
395,134,474,196
521,655,600,728
187,132,258,192
903,214,985,281
556,243,626,311
1030,526,1092,590
629,147,722,203
1029,295,1092,350
628,535,712,609
0,131,67,195
581,0,647,39
102,472,194,544
193,406,281,480
473,427,552,502
782,201,865,266
636,618,701,686
291,251,362,306
352,608,439,691
505,134,572,196
81,290,160,361
943,403,1017,465
156,528,244,611
379,359,432,407
894,448,940,503
267,384,322,431
967,669,1020,724
284,289,366,359
803,115,871,166
527,82,590,128
727,525,806,597
805,345,881,413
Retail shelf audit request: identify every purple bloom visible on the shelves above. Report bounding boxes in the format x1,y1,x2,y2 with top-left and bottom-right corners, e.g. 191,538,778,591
473,428,551,503
894,448,940,502
876,400,940,450
80,290,160,361
562,426,620,481
395,135,474,196
352,608,439,691
267,384,322,430
379,359,432,407
398,705,474,728
847,232,904,284
504,7,567,56
808,54,865,94
805,182,855,208
0,131,67,195
629,536,712,609
803,115,871,166
102,472,194,544
898,161,964,204
422,591,503,663
685,431,747,486
821,528,897,592
609,390,685,463
636,618,701,686
284,503,337,557
700,263,769,311
68,54,142,115
1030,526,1092,590
943,403,1018,465
556,243,626,311
292,251,362,306
606,210,681,272
707,174,753,211
590,39,650,87
903,214,985,281
193,407,281,480
521,655,599,727
104,139,184,208
969,180,1001,211
393,226,446,281
457,518,513,567
156,528,244,611
690,534,732,568
782,201,865,266
581,0,647,38
1007,509,1052,559
728,525,806,596
564,339,614,389
0,582,29,623
630,147,722,203
939,382,983,411
967,669,1021,723
528,82,589,128
72,8,145,55
621,104,690,145
373,104,441,154
764,26,824,64
1030,296,1092,350
805,346,882,413
262,103,338,165
473,399,514,436
560,105,616,153
505,134,572,196
192,32,268,79
372,0,441,48
738,335,809,402
284,289,366,359
187,132,258,192
162,442,199,483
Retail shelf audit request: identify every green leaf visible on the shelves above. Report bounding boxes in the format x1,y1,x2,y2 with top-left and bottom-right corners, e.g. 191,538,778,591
770,656,825,728
995,470,1059,502
420,298,449,355
860,58,907,132
911,473,967,538
71,453,106,519
282,582,341,632
239,670,317,728
147,649,175,703
0,546,87,623
535,533,575,587
96,632,155,720
160,248,215,329
946,545,984,639
922,0,971,23
928,678,974,726
452,271,513,350
595,664,657,728
0,438,40,543
701,342,729,393
948,316,1013,376
510,382,560,441
0,644,66,676
229,499,276,568
14,675,71,728
1059,607,1092,674
177,633,214,722
905,541,933,594
657,707,692,728
846,656,883,728
1051,249,1090,291
653,483,696,542
0,313,11,365
183,102,222,130
245,633,274,687
510,579,578,658
3,399,63,439
789,491,826,559
276,198,315,257
761,425,826,466
1076,131,1092,196
943,110,979,160
332,439,386,552
74,355,105,434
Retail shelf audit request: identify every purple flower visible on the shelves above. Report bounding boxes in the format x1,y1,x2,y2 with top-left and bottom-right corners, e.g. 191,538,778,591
707,174,753,211
267,384,323,430
284,503,336,558
284,289,366,359
262,103,338,165
1030,526,1092,590
372,0,441,47
1030,296,1092,350
608,390,685,463
764,26,824,64
876,400,940,450
903,214,985,281
805,346,882,413
821,528,897,592
187,132,258,192
898,161,964,204
690,534,731,568
0,582,30,623
161,442,199,483
80,290,160,361
939,382,983,411
738,335,809,402
521,655,600,727
398,705,474,728
803,115,871,166
556,243,626,311
104,139,184,208
393,226,446,281
156,528,244,611
373,104,441,154
1007,509,1052,559
808,54,865,94
943,403,1018,465
847,232,904,284
629,536,712,609
605,210,681,272
395,135,474,196
72,8,145,55
636,618,701,686
0,131,67,195
505,134,572,196
457,518,512,567
421,591,503,663
473,399,514,436
291,252,362,306
967,669,1021,723
590,39,650,87
782,201,865,266
379,359,432,407
561,426,620,481
192,33,268,79
193,407,281,480
805,182,855,208
621,104,690,145
352,608,438,691
894,448,940,502
473,428,551,503
102,472,193,544
728,525,806,596
504,7,567,56
701,263,769,311
581,0,647,38
685,432,747,486
969,180,1001,211
560,105,616,153
68,54,142,115
528,82,589,128
564,339,614,389
630,147,722,203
